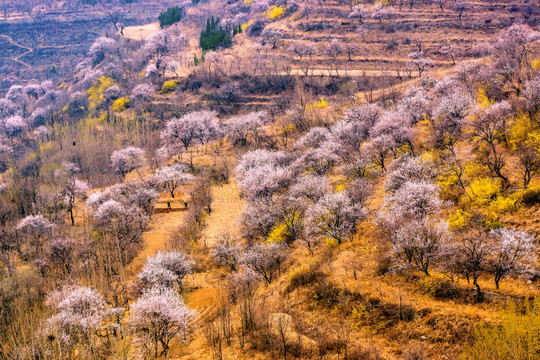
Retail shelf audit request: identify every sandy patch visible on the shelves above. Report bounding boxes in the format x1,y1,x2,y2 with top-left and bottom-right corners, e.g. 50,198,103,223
123,22,160,41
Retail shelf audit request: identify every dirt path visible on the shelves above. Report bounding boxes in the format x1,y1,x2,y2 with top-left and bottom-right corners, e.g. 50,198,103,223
128,209,186,276
129,181,244,359
0,34,33,68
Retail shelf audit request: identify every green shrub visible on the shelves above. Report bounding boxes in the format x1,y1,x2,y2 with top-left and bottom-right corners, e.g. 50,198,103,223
200,16,232,51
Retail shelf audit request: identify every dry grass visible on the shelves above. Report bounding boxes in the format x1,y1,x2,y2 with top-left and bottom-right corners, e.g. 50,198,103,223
202,180,244,247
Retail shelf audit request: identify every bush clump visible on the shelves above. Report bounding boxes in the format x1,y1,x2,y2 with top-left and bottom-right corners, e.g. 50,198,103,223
111,97,131,112
419,275,458,299
161,80,178,94
287,263,321,292
200,17,232,51
159,6,184,28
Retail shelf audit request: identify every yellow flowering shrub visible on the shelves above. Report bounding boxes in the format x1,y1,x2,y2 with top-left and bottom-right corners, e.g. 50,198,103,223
112,97,131,112
265,5,285,20
267,222,289,244
477,87,494,108
448,209,472,231
466,177,501,207
305,98,328,110
87,76,116,110
161,80,178,94
489,195,519,214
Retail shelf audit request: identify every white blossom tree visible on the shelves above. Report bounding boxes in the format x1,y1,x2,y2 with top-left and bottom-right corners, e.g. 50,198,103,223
488,228,536,289
138,250,195,290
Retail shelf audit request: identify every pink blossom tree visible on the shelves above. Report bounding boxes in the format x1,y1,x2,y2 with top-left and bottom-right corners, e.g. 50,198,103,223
325,39,344,75
225,111,271,147
293,141,341,176
305,191,366,245
144,30,173,70
239,199,281,242
294,127,331,150
211,236,243,271
492,24,540,93
63,178,90,226
469,101,513,182
382,217,449,275
121,181,159,215
289,41,316,61
151,164,193,198
131,83,156,105
235,150,295,202
288,174,330,204
103,85,124,104
431,89,472,151
376,180,446,275
46,286,115,352
439,44,459,65
240,243,288,285
17,214,53,257
110,146,147,179
370,111,414,155
384,155,437,193
448,225,492,302
130,287,197,357
92,199,149,265
397,86,432,124
160,111,219,167
523,75,540,117
3,115,27,138
88,37,117,65
0,99,18,119
330,120,370,161
227,268,261,328
261,28,284,49
5,85,25,104
342,103,382,137
348,4,369,23
363,134,394,171
407,52,434,77
370,4,395,22
385,180,443,219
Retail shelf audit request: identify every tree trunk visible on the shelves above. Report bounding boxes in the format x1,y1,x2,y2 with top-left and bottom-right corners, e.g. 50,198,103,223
473,277,484,302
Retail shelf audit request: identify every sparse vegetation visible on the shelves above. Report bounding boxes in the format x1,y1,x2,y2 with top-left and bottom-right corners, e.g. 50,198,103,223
0,0,539,359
